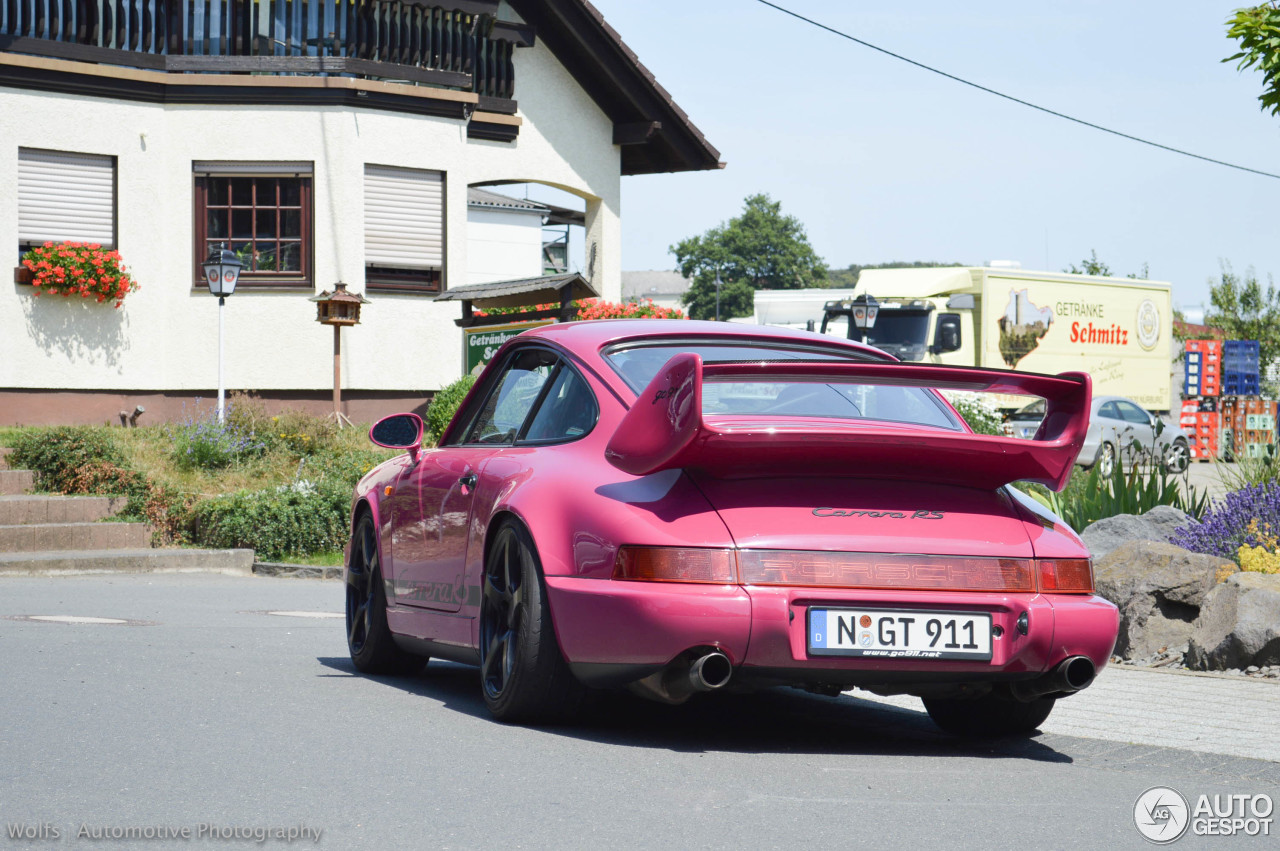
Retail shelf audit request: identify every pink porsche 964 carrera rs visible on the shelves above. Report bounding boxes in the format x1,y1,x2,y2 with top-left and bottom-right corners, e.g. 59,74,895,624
343,320,1118,736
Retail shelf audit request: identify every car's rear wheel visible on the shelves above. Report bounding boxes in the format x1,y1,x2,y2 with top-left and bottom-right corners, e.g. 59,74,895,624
1094,441,1117,478
1163,439,1190,474
479,520,586,724
923,694,1055,737
346,513,425,675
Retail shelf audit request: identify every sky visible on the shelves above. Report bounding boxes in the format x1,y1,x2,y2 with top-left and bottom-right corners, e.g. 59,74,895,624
582,0,1280,318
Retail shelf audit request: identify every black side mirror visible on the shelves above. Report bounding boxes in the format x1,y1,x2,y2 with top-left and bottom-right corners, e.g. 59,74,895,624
370,413,424,453
931,314,962,354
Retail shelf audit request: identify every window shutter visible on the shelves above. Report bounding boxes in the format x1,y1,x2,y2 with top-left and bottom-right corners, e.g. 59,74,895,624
364,165,444,269
18,149,116,247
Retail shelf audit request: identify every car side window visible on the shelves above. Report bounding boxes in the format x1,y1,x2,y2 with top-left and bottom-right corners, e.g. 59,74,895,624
1117,401,1151,424
464,349,558,445
1098,402,1120,420
522,366,598,442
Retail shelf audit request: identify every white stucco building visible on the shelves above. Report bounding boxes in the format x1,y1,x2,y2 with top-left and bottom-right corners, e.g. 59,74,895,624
0,0,720,424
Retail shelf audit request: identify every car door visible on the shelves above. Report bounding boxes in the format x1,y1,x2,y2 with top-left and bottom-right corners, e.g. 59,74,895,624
391,347,560,611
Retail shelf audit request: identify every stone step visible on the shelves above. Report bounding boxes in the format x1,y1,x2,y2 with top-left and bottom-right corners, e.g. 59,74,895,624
0,469,34,494
0,548,253,576
0,521,151,552
0,495,126,525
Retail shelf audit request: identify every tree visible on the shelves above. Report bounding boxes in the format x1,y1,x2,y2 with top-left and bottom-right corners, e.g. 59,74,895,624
671,194,826,320
1205,262,1280,385
827,260,964,288
1064,250,1111,277
1226,3,1280,116
681,277,756,322
1064,250,1150,279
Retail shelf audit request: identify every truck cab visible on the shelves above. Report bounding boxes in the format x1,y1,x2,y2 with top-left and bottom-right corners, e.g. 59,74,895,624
821,295,973,364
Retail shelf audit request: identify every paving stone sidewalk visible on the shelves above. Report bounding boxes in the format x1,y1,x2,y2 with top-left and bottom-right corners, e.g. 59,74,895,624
855,665,1280,762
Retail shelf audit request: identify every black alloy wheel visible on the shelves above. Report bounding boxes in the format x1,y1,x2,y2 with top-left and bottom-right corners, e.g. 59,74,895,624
346,513,424,675
479,520,586,723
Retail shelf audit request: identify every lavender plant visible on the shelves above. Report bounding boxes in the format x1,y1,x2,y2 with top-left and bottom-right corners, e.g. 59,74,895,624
1171,480,1280,559
170,404,267,470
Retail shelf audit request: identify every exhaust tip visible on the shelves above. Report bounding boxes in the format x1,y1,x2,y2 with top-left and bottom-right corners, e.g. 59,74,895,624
689,651,733,691
1061,655,1096,691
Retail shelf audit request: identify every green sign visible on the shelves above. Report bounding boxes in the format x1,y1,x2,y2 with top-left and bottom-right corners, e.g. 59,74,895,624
463,320,553,374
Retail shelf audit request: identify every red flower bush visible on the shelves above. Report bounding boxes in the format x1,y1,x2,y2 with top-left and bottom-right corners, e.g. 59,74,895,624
21,242,138,308
474,298,685,320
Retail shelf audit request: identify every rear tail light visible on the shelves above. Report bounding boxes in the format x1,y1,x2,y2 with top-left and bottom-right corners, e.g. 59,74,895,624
737,550,1036,592
1036,558,1095,593
613,547,737,584
612,547,1093,593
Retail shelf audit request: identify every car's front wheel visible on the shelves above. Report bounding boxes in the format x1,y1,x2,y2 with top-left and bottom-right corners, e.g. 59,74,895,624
1163,439,1190,474
923,694,1055,737
346,513,425,675
479,520,586,724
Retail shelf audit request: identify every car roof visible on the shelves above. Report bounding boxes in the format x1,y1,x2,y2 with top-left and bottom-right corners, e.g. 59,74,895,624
521,319,892,360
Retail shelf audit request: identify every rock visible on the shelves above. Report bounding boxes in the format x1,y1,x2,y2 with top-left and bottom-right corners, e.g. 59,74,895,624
1094,541,1239,660
1081,505,1192,561
1187,572,1280,670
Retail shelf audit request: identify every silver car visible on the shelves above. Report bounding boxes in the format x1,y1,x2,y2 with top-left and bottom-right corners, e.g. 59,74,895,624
1006,395,1191,475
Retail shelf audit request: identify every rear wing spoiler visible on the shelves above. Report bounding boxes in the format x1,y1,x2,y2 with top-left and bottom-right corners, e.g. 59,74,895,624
604,355,1091,491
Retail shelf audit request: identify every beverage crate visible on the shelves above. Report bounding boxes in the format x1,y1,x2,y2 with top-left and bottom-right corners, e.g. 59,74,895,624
1247,414,1276,430
1185,340,1223,357
1185,377,1219,396
1245,443,1276,459
1223,340,1261,373
1223,373,1261,396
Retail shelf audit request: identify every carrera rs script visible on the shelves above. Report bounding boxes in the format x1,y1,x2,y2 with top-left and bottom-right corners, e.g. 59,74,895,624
813,508,945,520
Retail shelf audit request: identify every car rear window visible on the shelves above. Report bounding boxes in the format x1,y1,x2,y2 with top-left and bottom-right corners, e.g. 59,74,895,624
603,342,961,430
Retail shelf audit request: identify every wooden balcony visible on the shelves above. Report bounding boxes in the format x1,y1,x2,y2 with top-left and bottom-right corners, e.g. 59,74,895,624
0,0,522,101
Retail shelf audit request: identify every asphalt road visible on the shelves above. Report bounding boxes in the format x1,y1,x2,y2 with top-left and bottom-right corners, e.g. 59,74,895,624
1,575,1276,850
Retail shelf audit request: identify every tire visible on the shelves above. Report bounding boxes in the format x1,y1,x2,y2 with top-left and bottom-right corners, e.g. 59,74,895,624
479,520,587,724
1163,439,1190,474
923,694,1055,738
346,513,425,675
1094,441,1117,478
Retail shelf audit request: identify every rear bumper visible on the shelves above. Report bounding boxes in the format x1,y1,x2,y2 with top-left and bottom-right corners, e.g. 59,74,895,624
545,576,1118,688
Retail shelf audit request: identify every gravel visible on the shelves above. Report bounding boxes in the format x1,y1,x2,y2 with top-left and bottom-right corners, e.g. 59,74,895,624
1112,644,1280,679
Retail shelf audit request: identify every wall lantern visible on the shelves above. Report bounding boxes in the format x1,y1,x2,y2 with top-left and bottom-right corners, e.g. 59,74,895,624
851,293,879,331
309,282,370,427
201,243,243,423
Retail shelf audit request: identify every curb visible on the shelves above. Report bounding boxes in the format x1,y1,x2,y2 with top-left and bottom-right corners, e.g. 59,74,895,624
252,562,344,580
0,548,254,576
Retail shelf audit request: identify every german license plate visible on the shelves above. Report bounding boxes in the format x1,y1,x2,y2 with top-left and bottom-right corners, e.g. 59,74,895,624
808,608,992,661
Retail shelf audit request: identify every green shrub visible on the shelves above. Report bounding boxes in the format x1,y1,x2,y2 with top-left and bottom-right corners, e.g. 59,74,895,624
425,374,477,444
941,391,1004,436
302,448,396,489
1018,429,1209,532
9,426,127,492
266,409,339,455
171,406,267,470
190,479,351,561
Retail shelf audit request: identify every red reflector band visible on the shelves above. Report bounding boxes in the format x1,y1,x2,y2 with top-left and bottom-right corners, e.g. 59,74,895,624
1037,559,1095,593
737,551,1036,592
613,547,737,584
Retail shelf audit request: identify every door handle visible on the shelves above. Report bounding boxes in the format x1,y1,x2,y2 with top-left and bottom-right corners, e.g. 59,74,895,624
459,473,477,489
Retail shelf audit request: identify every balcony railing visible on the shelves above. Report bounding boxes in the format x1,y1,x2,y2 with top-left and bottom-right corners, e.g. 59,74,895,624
0,0,515,98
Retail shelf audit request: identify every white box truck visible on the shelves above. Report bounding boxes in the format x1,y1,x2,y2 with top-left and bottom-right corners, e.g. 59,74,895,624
819,267,1174,411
